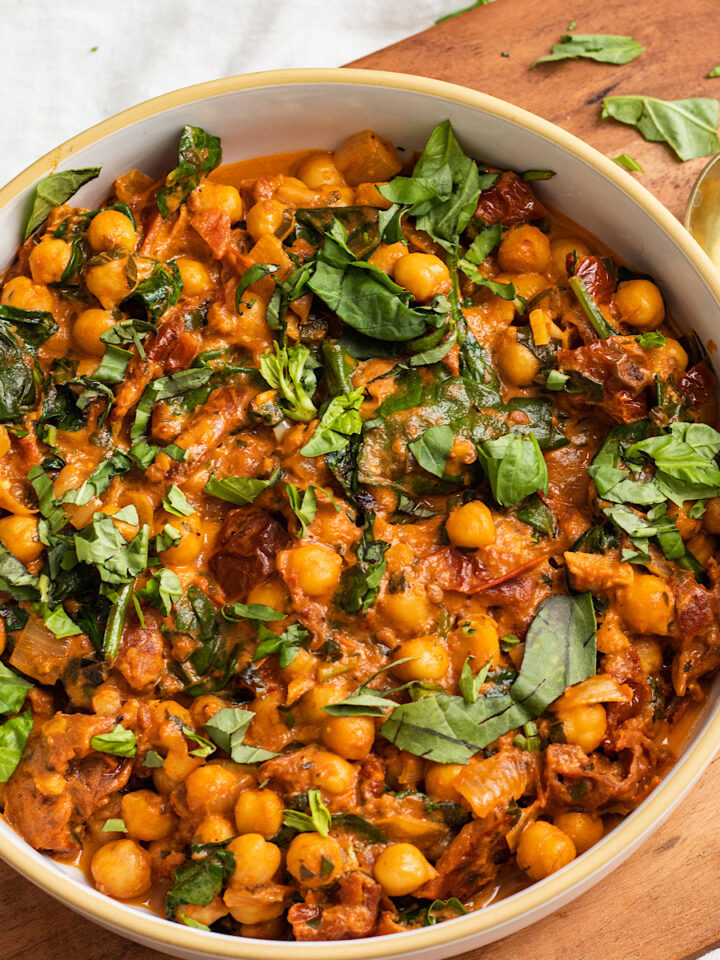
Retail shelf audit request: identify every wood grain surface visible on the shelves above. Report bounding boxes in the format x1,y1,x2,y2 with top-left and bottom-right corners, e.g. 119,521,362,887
4,1,720,958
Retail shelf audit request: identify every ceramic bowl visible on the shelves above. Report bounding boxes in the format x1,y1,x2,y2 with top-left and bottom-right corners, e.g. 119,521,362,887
1,68,719,960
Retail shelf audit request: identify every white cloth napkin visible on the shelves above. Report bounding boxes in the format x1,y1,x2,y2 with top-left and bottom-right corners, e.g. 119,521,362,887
0,0,466,186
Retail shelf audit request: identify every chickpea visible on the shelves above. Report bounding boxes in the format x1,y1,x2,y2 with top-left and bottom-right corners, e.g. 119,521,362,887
85,256,132,309
72,308,116,356
616,574,673,635
367,241,407,276
189,181,244,222
322,715,375,761
382,589,436,634
704,497,720,534
193,815,235,846
634,637,664,675
246,578,289,613
158,513,203,566
393,635,449,682
28,238,72,284
245,199,288,242
373,843,437,896
121,789,176,842
553,812,604,854
558,704,607,753
394,253,451,303
297,153,344,189
284,544,343,596
498,225,551,274
227,834,281,888
1,275,54,313
425,762,465,803
0,515,42,565
614,279,665,331
91,839,152,899
309,750,356,795
516,821,576,881
496,328,541,387
153,766,181,796
445,501,496,549
457,617,500,667
87,209,137,253
286,832,344,888
234,789,284,839
224,890,285,925
550,237,592,279
175,257,212,297
184,763,247,815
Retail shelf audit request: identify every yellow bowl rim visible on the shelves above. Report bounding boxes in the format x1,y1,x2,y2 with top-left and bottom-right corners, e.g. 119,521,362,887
2,66,720,959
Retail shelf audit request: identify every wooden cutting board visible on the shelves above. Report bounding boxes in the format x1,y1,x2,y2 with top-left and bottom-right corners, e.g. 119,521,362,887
3,1,720,958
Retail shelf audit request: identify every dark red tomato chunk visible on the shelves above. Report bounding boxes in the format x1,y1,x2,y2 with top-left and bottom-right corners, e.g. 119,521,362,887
474,171,546,227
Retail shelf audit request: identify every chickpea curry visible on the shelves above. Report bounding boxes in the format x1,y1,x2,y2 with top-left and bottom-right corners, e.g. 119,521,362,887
0,120,718,941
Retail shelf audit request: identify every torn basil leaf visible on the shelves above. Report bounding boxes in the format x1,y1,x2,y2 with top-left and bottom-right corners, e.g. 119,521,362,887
300,388,365,457
254,622,309,668
602,96,720,162
24,168,101,239
0,663,33,715
204,706,278,763
157,125,222,217
534,33,643,67
90,723,137,758
0,709,33,782
408,424,455,478
336,514,389,615
477,433,549,507
204,467,281,505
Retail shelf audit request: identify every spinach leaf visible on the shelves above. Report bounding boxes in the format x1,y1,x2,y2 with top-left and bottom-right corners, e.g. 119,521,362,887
254,622,310,668
336,514,389,614
408,424,455,478
24,168,101,239
0,326,38,422
204,467,281,505
0,709,32,782
381,593,596,763
121,260,183,323
533,33,644,66
0,663,33,715
602,96,720,162
568,275,617,338
204,706,277,763
90,723,137,758
32,602,81,638
259,343,318,422
283,789,332,837
0,545,40,601
301,388,365,457
477,433,549,507
166,849,235,919
59,450,132,506
324,434,361,505
0,305,57,346
157,125,222,217
131,368,213,439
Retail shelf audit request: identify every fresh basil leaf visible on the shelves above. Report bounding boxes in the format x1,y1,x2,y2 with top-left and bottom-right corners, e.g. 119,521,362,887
285,483,317,537
477,433,549,507
157,125,222,217
166,849,235,919
204,467,281,505
408,424,454,478
235,263,279,310
204,706,277,763
259,343,318,422
181,723,216,758
136,567,182,616
222,602,285,622
0,709,32,782
459,657,492,704
74,514,149,585
91,723,137,757
636,331,667,348
254,622,309,668
613,153,644,172
0,545,40,601
381,593,596,763
458,257,516,299
602,96,720,162
60,450,132,506
300,388,365,457
24,168,101,239
121,260,183,323
100,317,156,360
534,33,643,66
336,513,389,615
93,344,132,384
27,464,66,535
465,223,502,263
143,750,164,768
162,484,194,517
31,602,81,638
131,367,213,439
0,663,33,715
0,305,58,346
283,788,331,837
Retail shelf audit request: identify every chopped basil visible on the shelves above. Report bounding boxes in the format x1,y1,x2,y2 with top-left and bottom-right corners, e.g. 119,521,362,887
157,125,222,217
74,514,149,585
136,567,183,616
286,483,317,537
162,484,194,517
90,723,137,757
93,344,133,384
0,709,32,782
24,168,101,239
533,33,643,67
101,818,128,833
300,388,365,457
0,663,33,715
204,467,281,505
636,331,667,348
602,96,720,162
283,788,332,837
131,368,213,440
121,259,183,324
477,433,549,507
222,602,285,622
204,706,278,763
254,622,310,668
165,849,235,920
32,603,81,638
0,545,40,601
181,723,216,758
59,450,132,506
336,514,389,615
142,750,164,768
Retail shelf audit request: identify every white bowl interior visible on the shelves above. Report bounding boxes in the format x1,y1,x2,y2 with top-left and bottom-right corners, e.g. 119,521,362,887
1,75,719,960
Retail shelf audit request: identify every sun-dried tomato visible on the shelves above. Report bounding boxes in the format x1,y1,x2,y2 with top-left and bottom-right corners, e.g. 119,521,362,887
209,507,289,599
571,255,617,302
473,171,546,227
679,361,716,408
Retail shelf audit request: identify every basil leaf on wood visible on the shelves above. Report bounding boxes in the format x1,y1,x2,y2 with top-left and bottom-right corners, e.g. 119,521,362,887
204,706,278,763
602,96,720,162
204,467,281,505
381,593,596,763
157,125,222,217
477,433,549,507
0,709,33,782
24,168,101,239
533,33,644,67
408,424,455,478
